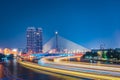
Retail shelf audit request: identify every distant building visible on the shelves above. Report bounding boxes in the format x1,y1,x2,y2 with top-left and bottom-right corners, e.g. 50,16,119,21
26,27,42,53
2,48,18,56
115,48,120,52
0,48,3,53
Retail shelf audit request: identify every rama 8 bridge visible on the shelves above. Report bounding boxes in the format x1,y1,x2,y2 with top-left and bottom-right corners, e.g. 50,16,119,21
43,32,90,53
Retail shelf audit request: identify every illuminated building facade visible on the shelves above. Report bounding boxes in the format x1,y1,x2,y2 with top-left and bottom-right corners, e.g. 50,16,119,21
26,27,43,53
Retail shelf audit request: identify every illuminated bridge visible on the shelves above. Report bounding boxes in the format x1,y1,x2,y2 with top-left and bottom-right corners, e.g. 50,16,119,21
43,32,90,53
31,53,74,60
30,32,89,60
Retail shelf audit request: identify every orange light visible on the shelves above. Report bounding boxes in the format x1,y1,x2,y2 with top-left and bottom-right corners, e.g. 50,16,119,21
3,48,11,55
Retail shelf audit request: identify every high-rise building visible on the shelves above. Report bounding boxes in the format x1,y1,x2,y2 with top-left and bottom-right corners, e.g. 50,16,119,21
35,28,43,53
26,27,42,53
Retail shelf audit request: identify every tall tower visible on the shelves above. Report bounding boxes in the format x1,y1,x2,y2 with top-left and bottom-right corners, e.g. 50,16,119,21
55,31,59,53
26,27,43,53
26,27,36,53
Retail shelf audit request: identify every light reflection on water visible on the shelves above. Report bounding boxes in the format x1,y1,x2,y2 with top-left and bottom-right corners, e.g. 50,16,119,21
0,64,5,78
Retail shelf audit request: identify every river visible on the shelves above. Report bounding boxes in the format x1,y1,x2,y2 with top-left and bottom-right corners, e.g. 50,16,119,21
0,59,90,80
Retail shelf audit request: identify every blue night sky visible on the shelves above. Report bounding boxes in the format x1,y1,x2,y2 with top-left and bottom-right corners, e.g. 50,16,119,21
0,0,120,49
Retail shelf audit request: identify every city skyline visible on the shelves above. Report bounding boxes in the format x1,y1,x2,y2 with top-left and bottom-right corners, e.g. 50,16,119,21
0,0,120,48
1,1,120,80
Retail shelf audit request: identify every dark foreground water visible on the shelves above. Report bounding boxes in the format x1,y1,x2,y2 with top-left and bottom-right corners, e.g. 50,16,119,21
0,59,90,80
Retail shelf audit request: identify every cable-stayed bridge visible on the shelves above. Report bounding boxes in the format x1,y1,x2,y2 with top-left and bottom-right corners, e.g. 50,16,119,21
43,32,90,53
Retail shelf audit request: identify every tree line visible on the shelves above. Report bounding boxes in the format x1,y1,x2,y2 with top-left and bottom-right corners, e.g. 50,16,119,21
83,49,120,61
